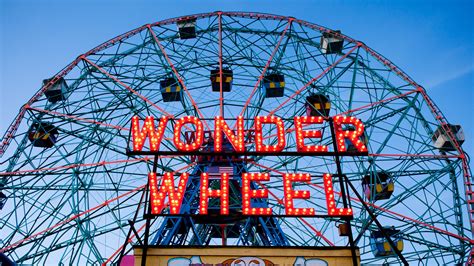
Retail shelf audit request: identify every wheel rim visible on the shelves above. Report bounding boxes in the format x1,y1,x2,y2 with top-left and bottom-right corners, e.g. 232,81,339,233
0,12,471,265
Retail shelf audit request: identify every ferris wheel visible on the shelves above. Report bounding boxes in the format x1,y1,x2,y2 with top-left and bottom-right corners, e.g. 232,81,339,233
0,12,471,265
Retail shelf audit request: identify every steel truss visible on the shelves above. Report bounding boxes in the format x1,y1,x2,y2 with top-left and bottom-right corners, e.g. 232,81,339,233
0,12,471,265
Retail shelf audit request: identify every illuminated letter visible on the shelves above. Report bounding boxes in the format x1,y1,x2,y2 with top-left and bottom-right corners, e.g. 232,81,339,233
214,116,245,152
333,116,367,152
283,173,315,216
173,116,204,152
254,116,286,153
199,172,230,215
294,116,328,152
149,172,189,215
131,116,168,151
323,173,352,216
241,173,272,215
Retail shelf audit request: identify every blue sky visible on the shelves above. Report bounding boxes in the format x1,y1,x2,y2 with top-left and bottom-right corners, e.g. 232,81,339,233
1,0,473,158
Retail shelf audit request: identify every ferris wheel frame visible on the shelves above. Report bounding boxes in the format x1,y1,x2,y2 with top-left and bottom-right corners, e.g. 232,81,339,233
0,11,471,265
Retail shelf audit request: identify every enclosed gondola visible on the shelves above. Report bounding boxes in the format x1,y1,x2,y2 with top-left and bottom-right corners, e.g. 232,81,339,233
177,18,197,40
370,227,404,257
305,94,331,117
263,73,285,98
43,77,68,103
160,77,182,102
362,171,394,201
210,68,233,92
320,30,344,54
27,122,59,148
432,124,464,151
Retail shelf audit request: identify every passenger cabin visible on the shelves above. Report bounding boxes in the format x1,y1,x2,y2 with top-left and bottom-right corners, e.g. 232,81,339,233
320,30,344,54
362,171,394,201
28,122,59,148
43,77,68,103
370,227,404,257
305,94,331,117
432,124,464,151
0,192,6,210
177,18,197,40
160,77,182,102
263,73,285,98
210,68,233,92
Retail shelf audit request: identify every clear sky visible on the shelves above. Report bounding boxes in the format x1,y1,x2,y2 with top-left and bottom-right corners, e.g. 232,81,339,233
1,0,473,158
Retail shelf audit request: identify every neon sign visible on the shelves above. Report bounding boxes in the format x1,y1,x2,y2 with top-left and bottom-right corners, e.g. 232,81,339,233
131,115,367,154
129,115,368,217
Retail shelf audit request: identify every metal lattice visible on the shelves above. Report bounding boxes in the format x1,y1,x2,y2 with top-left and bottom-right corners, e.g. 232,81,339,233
0,12,471,265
